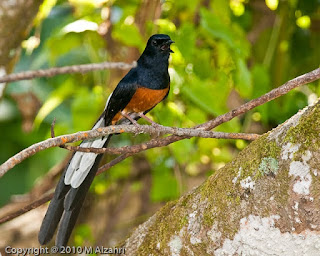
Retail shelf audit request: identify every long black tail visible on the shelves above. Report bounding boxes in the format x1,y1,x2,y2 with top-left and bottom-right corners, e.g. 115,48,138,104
38,136,111,246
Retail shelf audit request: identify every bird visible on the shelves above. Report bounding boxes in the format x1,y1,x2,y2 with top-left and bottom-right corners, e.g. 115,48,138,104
38,34,174,246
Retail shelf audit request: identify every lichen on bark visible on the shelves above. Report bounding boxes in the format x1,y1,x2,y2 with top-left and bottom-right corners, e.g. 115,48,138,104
122,100,320,255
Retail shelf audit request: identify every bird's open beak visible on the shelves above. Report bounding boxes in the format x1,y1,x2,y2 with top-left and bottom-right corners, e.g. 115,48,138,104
168,40,174,53
161,40,175,53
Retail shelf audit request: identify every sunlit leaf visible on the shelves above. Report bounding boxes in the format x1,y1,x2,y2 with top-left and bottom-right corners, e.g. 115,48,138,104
151,170,179,202
112,23,144,51
74,224,94,246
265,0,278,11
71,87,105,131
200,8,250,58
62,19,98,33
186,107,207,124
296,15,311,29
252,64,270,123
182,74,230,116
234,58,252,98
200,8,235,50
192,48,214,79
175,23,195,61
34,0,57,26
155,19,176,32
170,139,194,164
34,79,75,129
230,0,245,16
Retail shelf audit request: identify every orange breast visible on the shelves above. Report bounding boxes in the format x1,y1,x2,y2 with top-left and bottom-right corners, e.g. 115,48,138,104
112,86,169,124
125,86,169,112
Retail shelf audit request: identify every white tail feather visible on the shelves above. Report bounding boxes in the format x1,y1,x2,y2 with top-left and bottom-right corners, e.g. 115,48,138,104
63,91,140,188
64,114,107,188
69,137,107,188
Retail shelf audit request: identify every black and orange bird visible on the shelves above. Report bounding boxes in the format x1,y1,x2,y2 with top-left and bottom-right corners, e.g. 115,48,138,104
38,34,174,246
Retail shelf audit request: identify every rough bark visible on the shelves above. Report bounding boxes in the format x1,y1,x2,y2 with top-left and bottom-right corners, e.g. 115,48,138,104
0,0,43,97
122,100,320,255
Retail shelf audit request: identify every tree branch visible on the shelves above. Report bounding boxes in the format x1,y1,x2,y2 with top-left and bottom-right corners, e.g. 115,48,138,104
0,124,259,178
0,61,137,83
1,68,320,178
0,68,319,225
99,68,320,173
0,152,134,224
0,192,54,225
60,131,258,154
95,68,320,173
198,68,320,130
97,152,134,176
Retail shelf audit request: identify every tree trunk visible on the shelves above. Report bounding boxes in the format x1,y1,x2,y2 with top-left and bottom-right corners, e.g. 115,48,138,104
122,100,320,255
0,0,43,98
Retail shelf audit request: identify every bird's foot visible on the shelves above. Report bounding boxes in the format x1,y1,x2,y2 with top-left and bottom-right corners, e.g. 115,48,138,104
121,111,139,126
138,113,162,128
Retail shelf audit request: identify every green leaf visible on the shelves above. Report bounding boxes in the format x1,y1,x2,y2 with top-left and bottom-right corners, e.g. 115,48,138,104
200,8,250,58
252,64,270,97
175,22,195,61
200,8,236,50
251,64,270,123
151,171,179,202
108,157,132,180
215,41,234,71
215,117,241,133
170,139,194,164
112,23,144,51
34,0,57,27
74,224,94,246
192,48,215,79
186,107,207,124
33,79,75,129
46,33,82,64
234,58,252,98
182,74,230,116
155,19,176,33
71,86,105,132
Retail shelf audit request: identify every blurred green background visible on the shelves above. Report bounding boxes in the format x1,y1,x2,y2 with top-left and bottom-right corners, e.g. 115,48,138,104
1,0,320,246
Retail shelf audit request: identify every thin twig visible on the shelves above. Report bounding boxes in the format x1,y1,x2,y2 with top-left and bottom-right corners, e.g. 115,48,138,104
0,153,134,224
0,192,54,225
0,153,132,224
97,153,134,175
51,117,56,138
0,61,137,83
0,125,259,177
51,117,68,150
61,132,259,154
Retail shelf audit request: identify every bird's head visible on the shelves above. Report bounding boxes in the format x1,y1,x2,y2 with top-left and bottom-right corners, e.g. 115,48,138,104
148,34,174,53
145,34,174,56
138,34,174,67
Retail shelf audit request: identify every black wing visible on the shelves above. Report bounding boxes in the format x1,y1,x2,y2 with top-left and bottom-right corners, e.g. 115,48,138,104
104,68,139,125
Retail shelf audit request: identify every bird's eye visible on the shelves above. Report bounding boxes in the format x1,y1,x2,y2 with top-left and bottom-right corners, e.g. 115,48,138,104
152,40,158,46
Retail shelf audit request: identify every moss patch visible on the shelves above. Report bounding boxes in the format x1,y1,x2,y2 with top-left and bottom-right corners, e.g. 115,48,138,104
284,103,320,151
